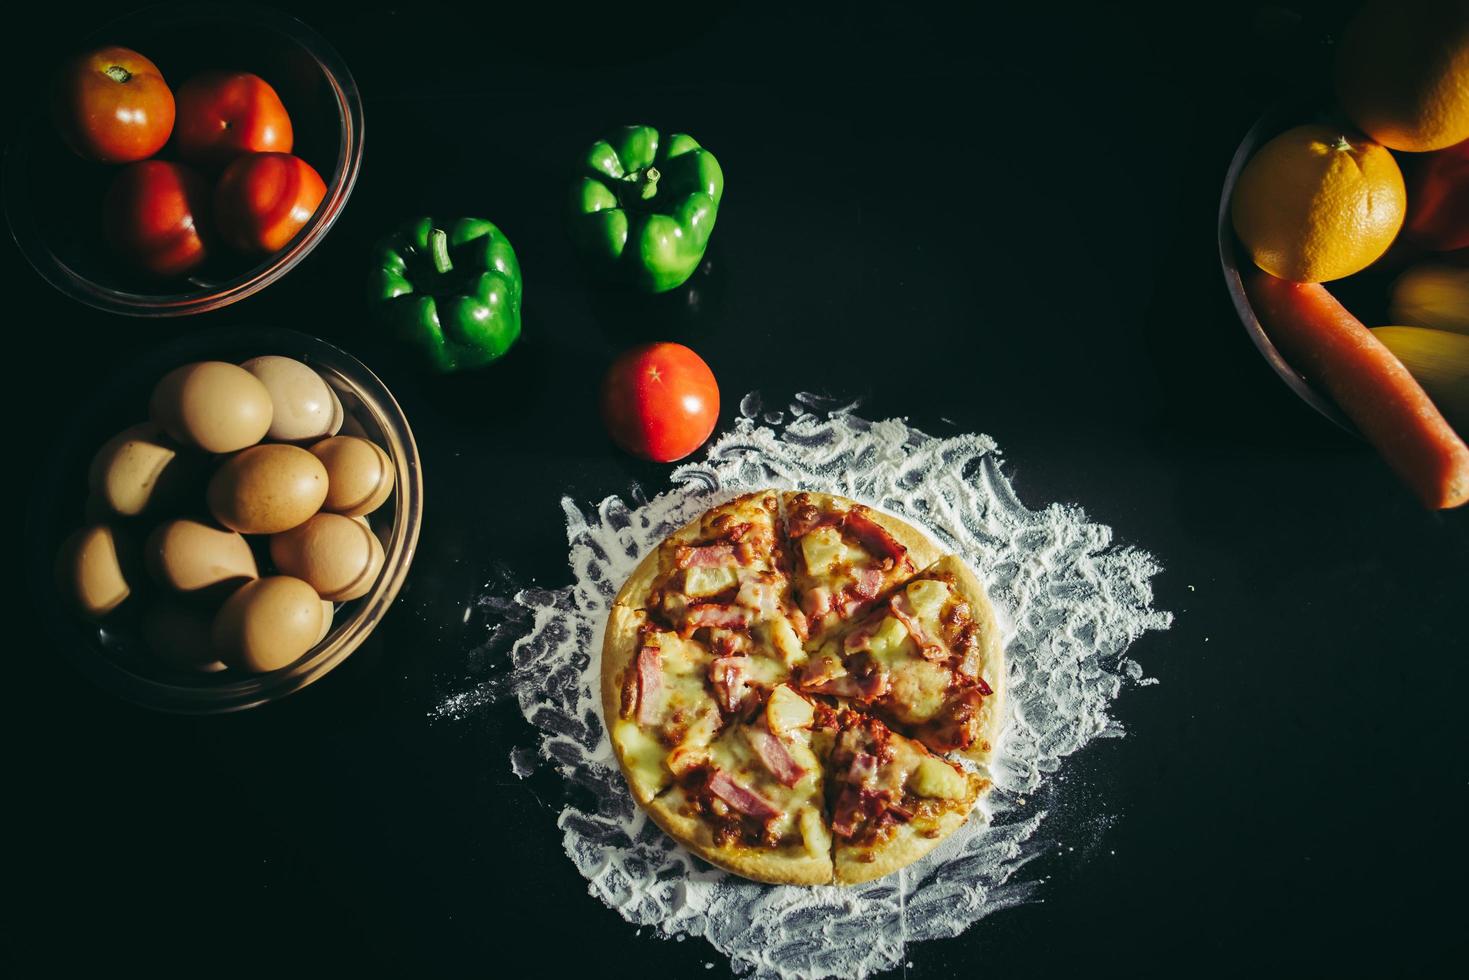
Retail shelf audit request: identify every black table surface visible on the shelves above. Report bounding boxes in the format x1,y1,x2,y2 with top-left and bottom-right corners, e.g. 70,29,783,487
6,2,1465,976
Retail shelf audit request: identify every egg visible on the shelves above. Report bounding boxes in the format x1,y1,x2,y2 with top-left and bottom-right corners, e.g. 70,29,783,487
316,599,336,644
145,519,258,596
55,525,133,619
141,600,228,673
211,576,325,673
310,435,395,517
88,423,197,517
269,513,385,602
150,361,273,454
240,356,345,442
207,444,328,534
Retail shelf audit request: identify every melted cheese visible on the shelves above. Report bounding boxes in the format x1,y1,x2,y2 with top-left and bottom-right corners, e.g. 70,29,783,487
707,724,824,841
612,719,671,799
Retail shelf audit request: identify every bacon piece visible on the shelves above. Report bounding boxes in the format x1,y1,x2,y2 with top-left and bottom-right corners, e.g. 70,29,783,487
889,593,948,661
748,730,806,787
802,670,889,704
707,770,781,820
685,603,749,631
709,629,750,658
709,656,754,714
846,751,878,786
830,786,864,838
676,544,735,568
785,498,826,538
801,586,832,621
622,645,662,724
844,510,908,565
975,676,994,697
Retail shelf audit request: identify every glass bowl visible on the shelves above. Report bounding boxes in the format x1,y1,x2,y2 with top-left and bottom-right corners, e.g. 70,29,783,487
1217,97,1356,434
3,3,363,316
29,328,423,713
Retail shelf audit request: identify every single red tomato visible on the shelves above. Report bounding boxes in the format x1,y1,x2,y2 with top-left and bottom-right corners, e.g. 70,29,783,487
174,71,292,167
103,160,209,277
601,343,720,462
1405,137,1469,253
52,46,175,163
213,153,326,254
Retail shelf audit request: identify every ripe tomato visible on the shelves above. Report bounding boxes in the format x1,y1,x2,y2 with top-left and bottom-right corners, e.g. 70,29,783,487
174,71,292,167
103,160,209,278
52,46,174,163
601,343,720,462
213,153,326,254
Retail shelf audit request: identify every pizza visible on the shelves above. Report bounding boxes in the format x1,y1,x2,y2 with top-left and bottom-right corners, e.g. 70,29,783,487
601,490,1006,885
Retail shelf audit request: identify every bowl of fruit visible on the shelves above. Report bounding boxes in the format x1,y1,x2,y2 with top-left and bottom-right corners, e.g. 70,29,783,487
34,327,422,713
3,3,363,316
1219,0,1469,510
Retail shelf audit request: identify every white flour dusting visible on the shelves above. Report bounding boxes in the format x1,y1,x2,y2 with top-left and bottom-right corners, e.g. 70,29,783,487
441,393,1172,978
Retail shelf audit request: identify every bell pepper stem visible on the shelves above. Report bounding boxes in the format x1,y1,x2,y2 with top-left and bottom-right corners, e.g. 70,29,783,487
639,167,660,201
430,228,452,274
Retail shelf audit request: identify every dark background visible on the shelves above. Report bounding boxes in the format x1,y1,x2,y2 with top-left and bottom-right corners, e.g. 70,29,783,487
5,1,1465,976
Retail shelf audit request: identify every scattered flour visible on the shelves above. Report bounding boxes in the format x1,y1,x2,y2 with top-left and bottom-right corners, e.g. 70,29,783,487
437,393,1172,977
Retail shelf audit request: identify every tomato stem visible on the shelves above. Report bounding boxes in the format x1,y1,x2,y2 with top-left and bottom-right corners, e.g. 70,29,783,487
104,65,132,83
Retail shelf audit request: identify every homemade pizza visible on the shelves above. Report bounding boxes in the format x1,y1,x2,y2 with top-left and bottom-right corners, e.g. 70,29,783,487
601,490,1006,885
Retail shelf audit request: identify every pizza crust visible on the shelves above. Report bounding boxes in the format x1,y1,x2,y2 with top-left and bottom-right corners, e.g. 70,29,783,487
600,604,645,728
646,787,835,886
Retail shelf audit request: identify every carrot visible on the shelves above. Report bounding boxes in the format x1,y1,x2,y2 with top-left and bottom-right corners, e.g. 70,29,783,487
1246,270,1469,509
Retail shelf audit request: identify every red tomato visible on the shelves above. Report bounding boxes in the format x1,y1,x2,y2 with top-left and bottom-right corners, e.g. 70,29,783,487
213,153,326,254
103,160,209,277
601,343,720,462
1405,137,1469,253
52,46,174,163
174,71,292,167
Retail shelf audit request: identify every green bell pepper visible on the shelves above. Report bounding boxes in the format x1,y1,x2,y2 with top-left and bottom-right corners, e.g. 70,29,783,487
368,217,522,373
568,125,724,293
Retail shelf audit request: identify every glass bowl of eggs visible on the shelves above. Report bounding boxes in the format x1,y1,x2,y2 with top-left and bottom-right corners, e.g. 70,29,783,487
33,327,422,712
3,4,363,315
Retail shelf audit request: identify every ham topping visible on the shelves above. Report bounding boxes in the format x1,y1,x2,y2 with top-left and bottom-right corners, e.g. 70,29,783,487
889,593,948,661
801,586,833,621
707,770,781,820
849,565,885,601
735,574,781,618
685,603,749,631
622,644,662,724
801,669,889,704
676,544,735,568
748,730,807,787
709,656,755,714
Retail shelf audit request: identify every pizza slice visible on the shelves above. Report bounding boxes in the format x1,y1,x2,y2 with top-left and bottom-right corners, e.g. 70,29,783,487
782,492,942,649
644,683,833,884
823,709,985,885
796,555,1005,765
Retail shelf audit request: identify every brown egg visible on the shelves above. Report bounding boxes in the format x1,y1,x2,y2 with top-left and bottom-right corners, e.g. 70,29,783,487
269,513,385,602
141,601,228,673
240,356,345,442
150,361,273,454
144,519,258,596
310,435,394,517
88,423,197,517
56,525,133,619
315,599,336,644
207,444,328,534
211,576,325,673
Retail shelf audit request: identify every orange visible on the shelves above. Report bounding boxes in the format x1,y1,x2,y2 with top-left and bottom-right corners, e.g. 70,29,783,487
1336,0,1469,153
1230,125,1406,283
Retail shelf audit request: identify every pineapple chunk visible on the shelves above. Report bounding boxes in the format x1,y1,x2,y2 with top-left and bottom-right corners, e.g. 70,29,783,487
800,526,846,575
800,807,831,858
769,615,804,666
613,720,671,798
866,616,912,663
765,684,815,735
906,578,950,620
909,755,971,800
684,564,737,598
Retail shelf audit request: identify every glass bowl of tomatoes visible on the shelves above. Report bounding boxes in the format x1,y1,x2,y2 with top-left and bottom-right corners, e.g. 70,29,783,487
30,326,423,713
3,4,363,316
